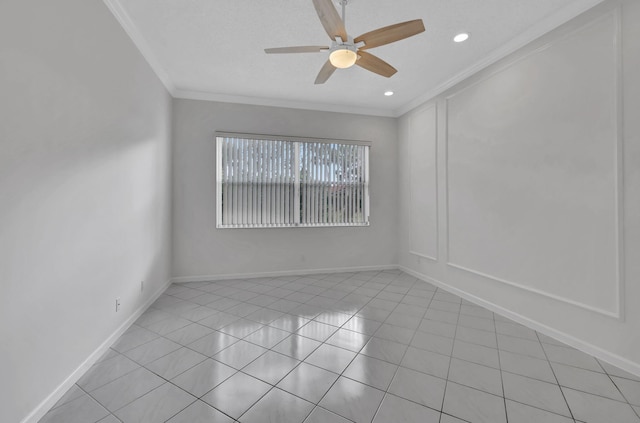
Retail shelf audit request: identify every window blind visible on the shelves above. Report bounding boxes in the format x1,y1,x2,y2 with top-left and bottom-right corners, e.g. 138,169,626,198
216,134,370,228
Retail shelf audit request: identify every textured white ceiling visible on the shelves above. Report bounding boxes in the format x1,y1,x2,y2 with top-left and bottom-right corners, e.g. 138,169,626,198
108,0,603,115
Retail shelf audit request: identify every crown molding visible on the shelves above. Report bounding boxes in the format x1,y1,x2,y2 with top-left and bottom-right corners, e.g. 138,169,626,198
394,0,608,117
103,0,605,118
102,0,176,95
172,88,395,117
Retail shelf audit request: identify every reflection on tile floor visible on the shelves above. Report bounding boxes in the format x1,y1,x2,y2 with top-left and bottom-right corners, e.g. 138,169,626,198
39,270,640,423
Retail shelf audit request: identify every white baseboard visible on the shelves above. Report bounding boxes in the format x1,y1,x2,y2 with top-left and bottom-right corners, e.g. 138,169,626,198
171,264,398,283
25,262,639,423
399,265,640,378
21,278,172,423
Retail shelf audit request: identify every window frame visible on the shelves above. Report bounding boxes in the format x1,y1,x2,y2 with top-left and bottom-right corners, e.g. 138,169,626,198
215,132,371,229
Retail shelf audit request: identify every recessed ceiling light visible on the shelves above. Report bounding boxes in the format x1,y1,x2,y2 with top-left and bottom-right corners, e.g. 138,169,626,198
453,33,469,43
384,91,394,96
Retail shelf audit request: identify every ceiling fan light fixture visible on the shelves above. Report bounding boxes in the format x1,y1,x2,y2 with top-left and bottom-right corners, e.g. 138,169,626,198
329,47,358,68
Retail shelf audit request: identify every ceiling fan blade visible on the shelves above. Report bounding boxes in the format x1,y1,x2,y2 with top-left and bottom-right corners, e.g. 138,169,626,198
315,59,337,84
312,0,347,41
354,19,425,50
265,46,330,54
356,51,397,78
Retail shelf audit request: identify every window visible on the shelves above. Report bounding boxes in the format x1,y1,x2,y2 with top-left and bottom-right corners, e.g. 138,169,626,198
216,132,370,228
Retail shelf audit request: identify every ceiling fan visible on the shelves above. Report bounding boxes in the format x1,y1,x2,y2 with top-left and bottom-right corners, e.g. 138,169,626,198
264,0,425,84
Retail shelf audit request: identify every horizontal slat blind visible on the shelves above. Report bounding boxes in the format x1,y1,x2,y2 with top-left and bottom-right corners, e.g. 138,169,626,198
216,135,369,229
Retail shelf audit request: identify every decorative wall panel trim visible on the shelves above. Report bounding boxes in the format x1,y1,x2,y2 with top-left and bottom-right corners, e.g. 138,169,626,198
408,103,439,261
612,5,625,322
409,251,438,262
443,8,624,320
446,263,620,319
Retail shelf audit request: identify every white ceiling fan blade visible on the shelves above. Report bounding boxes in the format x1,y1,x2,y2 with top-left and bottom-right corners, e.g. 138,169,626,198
315,59,337,84
312,0,347,41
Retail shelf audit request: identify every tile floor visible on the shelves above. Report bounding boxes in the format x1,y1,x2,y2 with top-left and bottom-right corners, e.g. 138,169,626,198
39,270,640,423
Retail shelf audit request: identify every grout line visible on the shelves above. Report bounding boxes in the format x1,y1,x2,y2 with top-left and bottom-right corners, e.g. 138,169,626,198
285,271,418,422
493,307,509,423
601,360,640,415
438,288,463,423
185,270,393,422
535,331,578,422
370,277,439,422
300,272,402,421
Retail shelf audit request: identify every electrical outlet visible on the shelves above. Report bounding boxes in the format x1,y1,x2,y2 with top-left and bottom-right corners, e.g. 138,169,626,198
115,298,121,312
141,280,144,293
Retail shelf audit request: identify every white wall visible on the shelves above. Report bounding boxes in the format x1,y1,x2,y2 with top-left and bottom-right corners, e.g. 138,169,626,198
172,99,398,280
398,0,640,374
0,1,173,422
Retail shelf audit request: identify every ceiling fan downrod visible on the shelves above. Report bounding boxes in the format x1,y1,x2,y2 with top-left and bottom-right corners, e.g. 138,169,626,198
339,0,348,27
